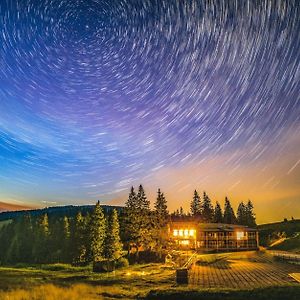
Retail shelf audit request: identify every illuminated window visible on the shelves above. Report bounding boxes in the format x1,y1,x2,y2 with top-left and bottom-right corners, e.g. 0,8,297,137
189,229,195,236
173,230,178,236
237,231,244,240
179,229,183,236
184,229,189,236
181,240,189,245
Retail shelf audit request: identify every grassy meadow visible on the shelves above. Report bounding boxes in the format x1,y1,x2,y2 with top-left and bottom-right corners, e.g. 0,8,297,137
0,257,300,300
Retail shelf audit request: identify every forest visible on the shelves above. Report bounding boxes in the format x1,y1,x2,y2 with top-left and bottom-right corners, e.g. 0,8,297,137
0,185,256,268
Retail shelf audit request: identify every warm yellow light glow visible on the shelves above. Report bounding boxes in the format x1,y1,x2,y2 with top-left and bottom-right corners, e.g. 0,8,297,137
179,229,183,236
237,231,244,240
173,229,178,236
189,229,195,236
181,240,189,245
184,229,189,236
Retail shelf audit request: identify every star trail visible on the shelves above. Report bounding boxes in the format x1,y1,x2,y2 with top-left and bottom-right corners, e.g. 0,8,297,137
0,0,299,222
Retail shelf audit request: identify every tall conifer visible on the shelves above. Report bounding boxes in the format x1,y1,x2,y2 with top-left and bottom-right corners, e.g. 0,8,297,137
223,197,237,224
90,201,106,263
190,190,201,217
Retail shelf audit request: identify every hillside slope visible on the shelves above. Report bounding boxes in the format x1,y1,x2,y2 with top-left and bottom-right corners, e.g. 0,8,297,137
258,219,300,251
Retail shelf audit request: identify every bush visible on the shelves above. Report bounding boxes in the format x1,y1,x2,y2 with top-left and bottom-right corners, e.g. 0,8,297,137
93,260,115,272
116,257,129,268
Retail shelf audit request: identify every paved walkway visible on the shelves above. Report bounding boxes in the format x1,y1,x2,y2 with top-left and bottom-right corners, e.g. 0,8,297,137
189,251,300,288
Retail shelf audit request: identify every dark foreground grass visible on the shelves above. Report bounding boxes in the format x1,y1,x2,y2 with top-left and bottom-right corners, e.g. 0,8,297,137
0,263,174,299
145,286,300,300
0,263,299,299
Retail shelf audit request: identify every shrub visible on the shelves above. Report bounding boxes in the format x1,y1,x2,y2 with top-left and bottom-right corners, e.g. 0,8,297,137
116,257,129,269
93,260,115,272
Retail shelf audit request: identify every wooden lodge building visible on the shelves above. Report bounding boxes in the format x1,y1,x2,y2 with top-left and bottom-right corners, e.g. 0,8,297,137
169,220,259,252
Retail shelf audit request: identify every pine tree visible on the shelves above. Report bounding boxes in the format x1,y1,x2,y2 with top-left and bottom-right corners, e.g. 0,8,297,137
237,202,247,225
245,200,256,227
136,185,152,251
90,201,106,263
125,186,137,209
153,189,169,255
62,216,71,262
154,188,168,222
223,197,237,224
202,192,214,222
214,202,223,223
190,190,201,217
136,184,150,210
121,185,153,257
73,212,88,265
179,207,184,217
104,209,123,261
121,186,138,252
33,213,50,263
40,213,49,236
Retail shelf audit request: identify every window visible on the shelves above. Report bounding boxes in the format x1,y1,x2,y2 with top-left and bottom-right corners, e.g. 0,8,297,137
173,230,178,236
184,229,189,236
179,229,183,236
189,229,195,236
237,231,244,240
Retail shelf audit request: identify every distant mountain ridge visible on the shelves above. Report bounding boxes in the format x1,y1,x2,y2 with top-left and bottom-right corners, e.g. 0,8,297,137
0,204,124,222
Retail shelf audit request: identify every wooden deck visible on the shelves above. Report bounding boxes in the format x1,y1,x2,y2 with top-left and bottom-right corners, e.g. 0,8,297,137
188,251,300,288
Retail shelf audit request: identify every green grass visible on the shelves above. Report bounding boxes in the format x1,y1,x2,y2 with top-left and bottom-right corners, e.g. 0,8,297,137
269,234,300,252
0,263,175,299
0,219,12,230
0,253,299,299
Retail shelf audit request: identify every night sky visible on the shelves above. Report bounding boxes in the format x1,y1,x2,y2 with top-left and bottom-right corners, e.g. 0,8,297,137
0,0,299,223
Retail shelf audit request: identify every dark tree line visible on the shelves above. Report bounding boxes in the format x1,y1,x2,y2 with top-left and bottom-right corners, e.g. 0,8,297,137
0,203,122,265
0,185,256,266
173,190,256,227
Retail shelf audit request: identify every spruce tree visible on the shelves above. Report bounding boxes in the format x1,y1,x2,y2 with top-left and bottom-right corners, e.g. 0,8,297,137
153,189,169,255
237,202,247,225
136,185,152,250
136,184,150,210
121,186,138,252
223,197,237,224
121,185,153,257
154,188,168,221
104,209,123,261
202,192,214,222
179,207,184,217
73,212,87,265
63,216,71,262
214,202,223,223
190,190,201,217
125,186,137,209
90,201,106,263
245,200,256,227
33,214,50,263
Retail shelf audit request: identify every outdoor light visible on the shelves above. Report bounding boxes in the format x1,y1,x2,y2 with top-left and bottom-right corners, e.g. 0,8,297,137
181,240,189,245
189,229,195,236
237,231,244,240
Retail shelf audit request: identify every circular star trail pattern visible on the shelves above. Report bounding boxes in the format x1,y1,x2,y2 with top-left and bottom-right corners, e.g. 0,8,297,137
0,0,299,203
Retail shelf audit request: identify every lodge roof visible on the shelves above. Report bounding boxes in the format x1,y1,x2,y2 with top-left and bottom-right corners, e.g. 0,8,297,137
170,221,257,232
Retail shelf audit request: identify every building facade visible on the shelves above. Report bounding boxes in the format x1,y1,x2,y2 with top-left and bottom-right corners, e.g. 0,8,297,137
169,221,259,251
